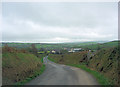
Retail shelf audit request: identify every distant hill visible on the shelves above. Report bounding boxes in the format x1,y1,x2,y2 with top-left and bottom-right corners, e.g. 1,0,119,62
80,40,119,50
2,40,119,50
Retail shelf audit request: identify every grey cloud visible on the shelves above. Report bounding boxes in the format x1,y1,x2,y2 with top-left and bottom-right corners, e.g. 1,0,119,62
2,2,118,42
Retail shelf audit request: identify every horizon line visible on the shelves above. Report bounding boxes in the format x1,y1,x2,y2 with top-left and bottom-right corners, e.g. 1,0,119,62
1,40,118,44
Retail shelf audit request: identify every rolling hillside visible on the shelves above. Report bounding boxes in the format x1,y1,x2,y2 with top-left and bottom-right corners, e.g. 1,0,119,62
2,40,119,51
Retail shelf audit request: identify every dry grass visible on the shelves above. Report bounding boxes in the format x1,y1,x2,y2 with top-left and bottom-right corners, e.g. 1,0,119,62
2,46,44,85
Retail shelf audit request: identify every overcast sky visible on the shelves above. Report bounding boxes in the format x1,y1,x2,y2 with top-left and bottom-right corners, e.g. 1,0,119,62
2,2,118,43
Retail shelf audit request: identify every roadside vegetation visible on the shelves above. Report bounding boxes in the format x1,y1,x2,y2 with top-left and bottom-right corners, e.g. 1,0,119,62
16,64,45,85
48,41,119,86
2,45,46,85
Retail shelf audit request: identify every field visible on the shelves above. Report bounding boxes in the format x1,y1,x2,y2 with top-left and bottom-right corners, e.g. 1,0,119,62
2,41,118,51
80,41,119,50
2,42,98,50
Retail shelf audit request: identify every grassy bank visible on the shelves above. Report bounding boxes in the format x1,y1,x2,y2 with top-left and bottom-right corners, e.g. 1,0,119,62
2,46,46,85
48,57,57,63
48,57,113,86
88,46,119,85
15,64,45,85
16,56,46,85
41,57,44,63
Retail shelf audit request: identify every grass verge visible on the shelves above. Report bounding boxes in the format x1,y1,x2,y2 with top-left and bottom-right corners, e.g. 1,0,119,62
67,64,113,87
41,57,44,63
48,57,57,62
48,57,113,87
15,64,45,86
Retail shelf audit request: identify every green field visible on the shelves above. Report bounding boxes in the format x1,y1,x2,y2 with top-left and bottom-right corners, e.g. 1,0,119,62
2,40,119,51
80,41,118,50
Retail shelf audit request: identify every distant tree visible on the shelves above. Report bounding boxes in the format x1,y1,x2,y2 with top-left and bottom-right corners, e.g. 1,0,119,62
20,49,28,53
4,43,8,47
31,44,38,57
3,44,15,53
97,46,101,50
60,50,68,54
44,51,47,54
40,48,44,51
55,51,59,54
61,55,64,58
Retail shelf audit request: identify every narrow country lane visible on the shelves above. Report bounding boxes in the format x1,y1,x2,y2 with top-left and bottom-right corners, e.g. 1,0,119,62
26,56,99,85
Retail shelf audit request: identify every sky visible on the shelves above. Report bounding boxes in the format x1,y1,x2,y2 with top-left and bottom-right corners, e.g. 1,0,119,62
2,2,118,43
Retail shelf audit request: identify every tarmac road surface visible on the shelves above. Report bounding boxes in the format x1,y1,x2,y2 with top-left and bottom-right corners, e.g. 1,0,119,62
26,56,99,85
